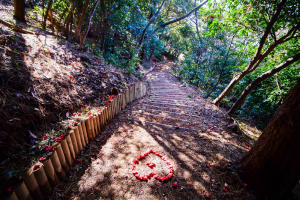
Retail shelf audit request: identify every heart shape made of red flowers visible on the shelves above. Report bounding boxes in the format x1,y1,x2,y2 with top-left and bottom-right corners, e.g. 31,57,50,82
132,150,174,182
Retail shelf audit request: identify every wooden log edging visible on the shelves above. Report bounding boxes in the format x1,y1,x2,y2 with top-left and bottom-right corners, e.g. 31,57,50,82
5,82,146,200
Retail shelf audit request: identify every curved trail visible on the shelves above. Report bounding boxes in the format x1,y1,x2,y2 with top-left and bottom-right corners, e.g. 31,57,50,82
57,61,253,200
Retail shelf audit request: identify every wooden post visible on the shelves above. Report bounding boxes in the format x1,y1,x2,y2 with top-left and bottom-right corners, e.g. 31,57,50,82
53,143,69,172
42,159,59,187
14,181,33,200
93,116,98,136
77,123,86,147
122,93,127,110
65,135,75,160
85,118,94,141
69,130,79,155
103,107,108,126
96,114,101,133
50,151,66,180
61,139,73,167
108,101,113,121
33,164,52,196
129,84,135,102
135,82,142,99
20,168,43,200
81,121,89,145
73,126,83,151
125,88,130,104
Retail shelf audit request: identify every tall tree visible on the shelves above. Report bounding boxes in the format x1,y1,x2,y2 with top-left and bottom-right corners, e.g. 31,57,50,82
238,78,300,199
212,0,300,105
80,0,100,48
72,0,90,42
43,0,53,29
14,0,25,22
131,0,208,62
228,53,300,115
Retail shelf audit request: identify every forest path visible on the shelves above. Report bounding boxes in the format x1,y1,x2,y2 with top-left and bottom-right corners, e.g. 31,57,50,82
57,61,254,200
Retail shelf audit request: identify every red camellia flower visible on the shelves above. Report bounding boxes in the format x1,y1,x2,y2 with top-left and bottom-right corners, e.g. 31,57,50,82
223,186,230,192
173,182,178,187
68,125,72,129
6,187,12,192
206,164,210,168
72,112,76,116
132,150,174,182
45,146,52,151
78,113,81,116
89,116,93,119
43,135,48,140
69,75,72,78
39,157,47,161
204,191,210,198
74,121,78,125
56,136,63,142
77,158,82,162
33,165,40,170
88,111,92,115
102,76,104,78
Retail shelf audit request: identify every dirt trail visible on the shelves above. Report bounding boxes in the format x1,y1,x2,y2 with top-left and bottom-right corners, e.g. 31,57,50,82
57,61,254,200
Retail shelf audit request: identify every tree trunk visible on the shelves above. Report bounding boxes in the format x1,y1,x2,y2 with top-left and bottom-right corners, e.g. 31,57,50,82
43,0,53,29
99,0,107,52
228,53,300,115
64,0,74,40
238,78,300,199
80,0,100,48
211,0,297,105
14,0,25,22
205,35,235,98
72,0,90,42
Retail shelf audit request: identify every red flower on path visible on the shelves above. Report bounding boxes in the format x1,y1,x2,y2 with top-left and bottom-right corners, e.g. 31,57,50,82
72,112,76,116
43,135,48,140
69,75,72,78
146,162,156,169
206,164,210,168
77,159,82,162
204,191,210,198
173,182,178,187
244,183,249,188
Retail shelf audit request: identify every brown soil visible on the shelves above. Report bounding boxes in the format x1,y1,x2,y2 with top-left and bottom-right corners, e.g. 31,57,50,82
53,62,260,200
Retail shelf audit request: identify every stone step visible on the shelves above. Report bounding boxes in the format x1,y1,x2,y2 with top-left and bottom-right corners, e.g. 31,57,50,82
131,111,208,130
146,100,197,107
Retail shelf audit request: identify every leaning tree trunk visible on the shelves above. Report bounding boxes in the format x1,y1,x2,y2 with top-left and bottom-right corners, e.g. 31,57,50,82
14,0,25,22
238,79,300,199
72,0,90,42
80,0,100,48
42,0,53,29
228,53,300,115
212,0,288,105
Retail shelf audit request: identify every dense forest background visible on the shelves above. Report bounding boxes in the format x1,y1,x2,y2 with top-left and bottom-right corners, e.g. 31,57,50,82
12,0,299,128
